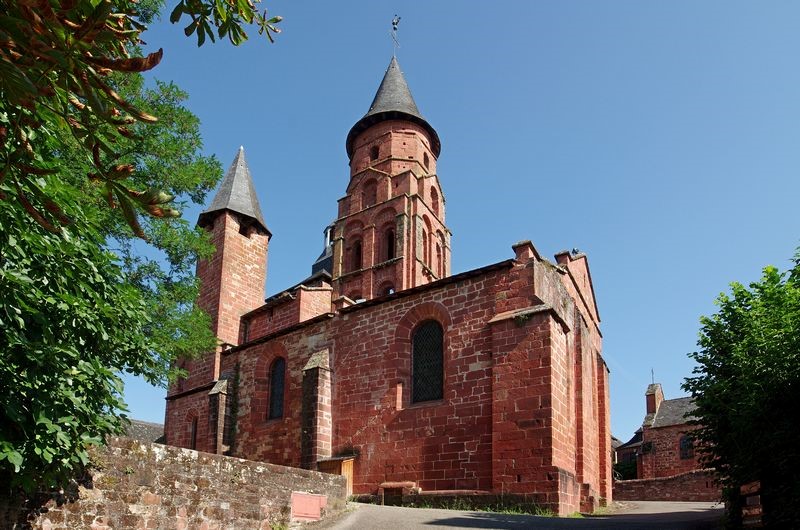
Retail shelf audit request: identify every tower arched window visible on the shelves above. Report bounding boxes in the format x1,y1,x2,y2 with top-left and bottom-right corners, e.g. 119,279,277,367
363,180,377,208
412,320,444,403
370,145,379,161
421,229,429,265
268,357,285,420
436,243,442,277
423,152,430,170
351,240,363,271
430,187,440,217
385,228,395,261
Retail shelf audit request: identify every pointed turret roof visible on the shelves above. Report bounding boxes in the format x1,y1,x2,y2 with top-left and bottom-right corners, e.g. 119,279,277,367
346,56,440,158
198,146,270,235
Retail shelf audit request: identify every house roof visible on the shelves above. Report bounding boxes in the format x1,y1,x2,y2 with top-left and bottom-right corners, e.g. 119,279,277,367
198,146,270,234
124,419,165,443
617,429,643,450
346,56,440,158
650,397,696,428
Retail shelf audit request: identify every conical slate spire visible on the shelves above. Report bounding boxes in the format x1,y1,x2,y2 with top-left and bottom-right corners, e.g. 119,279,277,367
198,146,270,234
346,57,440,158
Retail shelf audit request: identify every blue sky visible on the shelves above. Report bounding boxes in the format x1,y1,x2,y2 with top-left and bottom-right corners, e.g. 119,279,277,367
122,1,800,441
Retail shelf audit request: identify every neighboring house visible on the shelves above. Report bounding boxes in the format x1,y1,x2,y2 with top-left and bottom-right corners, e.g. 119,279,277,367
638,384,699,479
611,436,622,465
163,57,612,515
613,383,719,502
615,429,642,479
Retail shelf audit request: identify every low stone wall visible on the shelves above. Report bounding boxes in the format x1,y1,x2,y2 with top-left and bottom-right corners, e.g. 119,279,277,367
2,437,347,529
613,469,721,502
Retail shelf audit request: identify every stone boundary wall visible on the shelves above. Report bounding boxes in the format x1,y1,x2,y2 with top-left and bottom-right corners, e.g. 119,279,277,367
613,469,721,502
2,437,347,529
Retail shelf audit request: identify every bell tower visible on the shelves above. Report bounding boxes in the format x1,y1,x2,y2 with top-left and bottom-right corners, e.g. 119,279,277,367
332,57,451,301
192,147,270,382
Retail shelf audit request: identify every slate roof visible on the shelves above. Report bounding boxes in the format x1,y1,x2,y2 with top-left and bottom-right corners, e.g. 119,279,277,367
124,419,165,443
651,397,696,428
346,56,440,158
198,146,270,234
617,429,643,450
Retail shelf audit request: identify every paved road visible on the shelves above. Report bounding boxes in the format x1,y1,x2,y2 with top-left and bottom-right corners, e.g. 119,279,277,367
317,501,724,530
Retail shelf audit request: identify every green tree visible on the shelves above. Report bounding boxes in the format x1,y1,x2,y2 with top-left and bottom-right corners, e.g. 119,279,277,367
683,249,800,528
0,0,280,491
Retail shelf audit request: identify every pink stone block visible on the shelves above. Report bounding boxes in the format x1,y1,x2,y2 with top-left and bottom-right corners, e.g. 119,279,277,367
290,492,328,521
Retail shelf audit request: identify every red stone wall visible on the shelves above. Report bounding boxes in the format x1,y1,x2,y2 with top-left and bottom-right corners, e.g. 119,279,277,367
640,424,703,479
168,245,609,515
349,120,437,179
613,469,721,502
196,211,268,346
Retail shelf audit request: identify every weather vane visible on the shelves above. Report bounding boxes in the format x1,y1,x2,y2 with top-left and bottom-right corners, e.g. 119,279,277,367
391,15,401,54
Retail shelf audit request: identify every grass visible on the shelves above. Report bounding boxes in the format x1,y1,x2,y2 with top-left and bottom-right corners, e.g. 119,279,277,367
403,497,556,517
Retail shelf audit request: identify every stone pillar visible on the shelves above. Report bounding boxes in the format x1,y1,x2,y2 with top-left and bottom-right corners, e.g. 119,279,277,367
301,349,333,469
208,379,228,455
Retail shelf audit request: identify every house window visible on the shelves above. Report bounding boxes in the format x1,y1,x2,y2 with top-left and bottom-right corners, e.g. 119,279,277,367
268,357,286,420
679,435,694,459
412,320,443,403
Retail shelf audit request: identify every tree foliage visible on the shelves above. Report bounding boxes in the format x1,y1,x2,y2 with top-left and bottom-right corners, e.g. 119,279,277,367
683,249,800,527
0,181,160,491
0,0,281,492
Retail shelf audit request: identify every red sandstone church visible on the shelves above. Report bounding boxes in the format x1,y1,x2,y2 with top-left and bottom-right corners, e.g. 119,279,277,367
164,57,612,514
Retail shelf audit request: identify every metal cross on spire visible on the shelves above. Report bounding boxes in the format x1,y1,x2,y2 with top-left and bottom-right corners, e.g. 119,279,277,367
391,15,401,54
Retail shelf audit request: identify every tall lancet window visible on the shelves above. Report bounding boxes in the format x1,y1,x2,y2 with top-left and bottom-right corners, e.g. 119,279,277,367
268,357,286,420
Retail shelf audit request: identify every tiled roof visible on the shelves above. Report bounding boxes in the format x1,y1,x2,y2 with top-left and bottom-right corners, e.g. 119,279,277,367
346,56,440,158
198,146,269,234
617,429,643,450
651,397,696,428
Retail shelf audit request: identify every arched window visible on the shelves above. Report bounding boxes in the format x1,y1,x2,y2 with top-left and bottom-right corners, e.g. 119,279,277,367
363,180,377,208
351,240,362,271
421,229,429,265
370,145,379,161
189,416,198,450
423,152,430,170
385,228,395,261
268,357,285,420
379,283,395,296
430,187,439,217
412,320,444,403
435,243,442,277
679,435,694,459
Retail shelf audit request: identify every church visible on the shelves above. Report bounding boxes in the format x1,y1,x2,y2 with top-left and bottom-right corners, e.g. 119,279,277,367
164,57,612,515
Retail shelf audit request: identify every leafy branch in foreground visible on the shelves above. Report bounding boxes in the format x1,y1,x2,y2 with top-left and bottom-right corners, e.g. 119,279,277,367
0,0,280,236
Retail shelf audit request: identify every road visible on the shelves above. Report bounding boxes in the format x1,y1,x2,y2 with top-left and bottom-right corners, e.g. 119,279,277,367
316,501,724,530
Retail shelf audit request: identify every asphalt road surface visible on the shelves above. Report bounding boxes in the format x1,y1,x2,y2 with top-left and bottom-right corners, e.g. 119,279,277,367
317,501,724,530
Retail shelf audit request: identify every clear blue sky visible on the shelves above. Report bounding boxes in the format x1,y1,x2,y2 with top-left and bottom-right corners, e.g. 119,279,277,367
122,1,800,442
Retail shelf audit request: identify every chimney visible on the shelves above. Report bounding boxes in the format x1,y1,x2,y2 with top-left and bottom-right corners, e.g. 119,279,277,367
646,383,664,414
